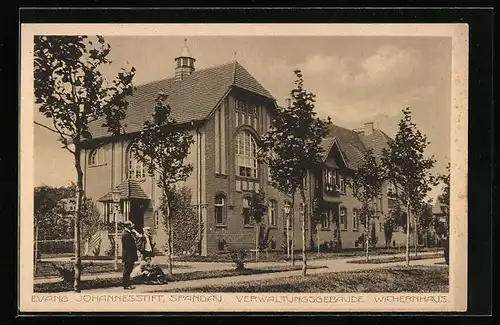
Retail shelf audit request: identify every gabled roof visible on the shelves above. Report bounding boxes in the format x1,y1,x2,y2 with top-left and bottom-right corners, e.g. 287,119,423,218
98,179,150,202
319,137,347,168
326,124,367,170
321,124,394,171
88,61,274,140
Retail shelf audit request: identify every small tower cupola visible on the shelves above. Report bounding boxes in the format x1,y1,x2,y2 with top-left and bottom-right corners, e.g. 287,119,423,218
174,38,196,81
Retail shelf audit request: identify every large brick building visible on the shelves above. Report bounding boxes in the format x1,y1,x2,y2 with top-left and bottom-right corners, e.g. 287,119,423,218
81,41,409,256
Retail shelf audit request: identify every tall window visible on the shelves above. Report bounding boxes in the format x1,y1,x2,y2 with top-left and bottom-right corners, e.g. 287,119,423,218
268,200,277,226
324,168,340,193
89,147,106,166
339,174,346,193
215,194,226,225
128,148,146,179
339,207,347,230
352,208,359,230
235,99,259,129
242,197,252,226
321,213,330,229
236,131,258,178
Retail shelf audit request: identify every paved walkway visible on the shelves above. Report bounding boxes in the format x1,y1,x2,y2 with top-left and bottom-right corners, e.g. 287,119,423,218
47,252,445,293
35,251,441,285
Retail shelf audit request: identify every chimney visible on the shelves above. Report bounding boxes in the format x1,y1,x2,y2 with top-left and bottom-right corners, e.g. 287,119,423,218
285,98,291,108
364,122,374,135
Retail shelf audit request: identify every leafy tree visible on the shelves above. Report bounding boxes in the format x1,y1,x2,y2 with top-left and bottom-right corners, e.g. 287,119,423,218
353,147,384,262
381,107,436,266
34,35,136,291
80,198,104,242
34,185,74,241
436,162,450,264
133,92,194,276
384,198,408,247
169,186,201,256
436,162,450,234
260,69,331,275
248,190,267,260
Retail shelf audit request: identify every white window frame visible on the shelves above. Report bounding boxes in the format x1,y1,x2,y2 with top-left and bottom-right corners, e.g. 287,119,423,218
89,147,106,166
242,197,252,226
321,212,330,229
339,207,347,230
352,208,359,230
268,200,277,226
236,131,258,179
215,194,226,225
128,148,146,180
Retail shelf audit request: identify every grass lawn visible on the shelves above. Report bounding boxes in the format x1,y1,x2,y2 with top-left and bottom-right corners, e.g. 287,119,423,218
169,265,449,293
347,253,444,264
33,265,327,293
34,261,192,278
174,247,443,263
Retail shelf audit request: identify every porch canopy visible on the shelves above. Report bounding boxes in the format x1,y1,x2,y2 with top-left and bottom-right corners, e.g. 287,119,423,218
98,179,150,202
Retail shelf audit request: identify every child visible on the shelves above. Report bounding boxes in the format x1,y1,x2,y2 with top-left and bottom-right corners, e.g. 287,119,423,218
131,257,167,285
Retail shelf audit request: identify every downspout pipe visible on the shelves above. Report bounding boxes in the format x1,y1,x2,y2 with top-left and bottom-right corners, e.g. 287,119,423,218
192,120,203,256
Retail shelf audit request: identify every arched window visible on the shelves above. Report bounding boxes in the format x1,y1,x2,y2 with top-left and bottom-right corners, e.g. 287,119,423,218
339,207,347,230
127,147,146,179
268,200,277,226
215,194,226,225
89,147,106,166
236,130,258,178
242,196,252,226
352,208,359,230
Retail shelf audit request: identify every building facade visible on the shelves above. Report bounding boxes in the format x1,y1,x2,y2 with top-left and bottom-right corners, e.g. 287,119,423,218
81,41,410,257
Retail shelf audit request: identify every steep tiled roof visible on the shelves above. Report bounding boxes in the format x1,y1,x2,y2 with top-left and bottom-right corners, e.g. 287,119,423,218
319,137,336,161
358,129,393,164
88,61,274,140
98,179,150,202
322,124,394,171
327,124,367,170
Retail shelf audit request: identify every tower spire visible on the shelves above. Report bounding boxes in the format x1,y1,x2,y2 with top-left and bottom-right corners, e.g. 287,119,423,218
174,38,196,81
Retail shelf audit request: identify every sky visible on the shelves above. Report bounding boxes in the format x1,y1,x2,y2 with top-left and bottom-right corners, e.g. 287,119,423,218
34,35,451,201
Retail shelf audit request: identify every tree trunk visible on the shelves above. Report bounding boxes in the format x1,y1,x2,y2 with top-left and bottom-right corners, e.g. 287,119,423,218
255,222,260,262
365,211,369,262
406,198,411,267
317,224,320,257
291,192,295,266
73,146,84,292
335,206,342,250
414,215,418,257
286,215,290,258
300,188,307,276
169,212,174,275
164,188,173,276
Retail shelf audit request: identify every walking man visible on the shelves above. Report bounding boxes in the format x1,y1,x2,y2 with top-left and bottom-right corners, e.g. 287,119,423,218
122,220,138,289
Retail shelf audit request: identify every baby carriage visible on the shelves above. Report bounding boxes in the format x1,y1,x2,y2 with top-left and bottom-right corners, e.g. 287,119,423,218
131,257,168,285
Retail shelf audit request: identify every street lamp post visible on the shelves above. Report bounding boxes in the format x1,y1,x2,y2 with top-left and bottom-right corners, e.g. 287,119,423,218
112,189,121,271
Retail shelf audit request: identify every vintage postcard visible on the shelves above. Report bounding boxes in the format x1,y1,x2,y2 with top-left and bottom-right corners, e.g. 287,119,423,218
19,23,468,313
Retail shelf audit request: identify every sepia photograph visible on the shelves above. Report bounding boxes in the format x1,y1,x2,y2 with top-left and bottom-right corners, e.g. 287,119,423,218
20,23,468,312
